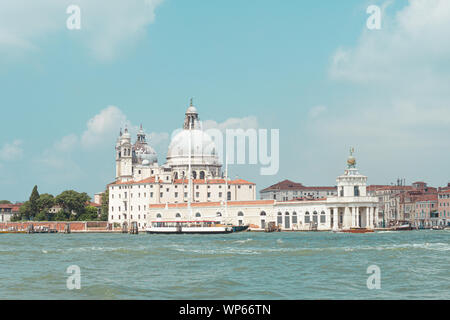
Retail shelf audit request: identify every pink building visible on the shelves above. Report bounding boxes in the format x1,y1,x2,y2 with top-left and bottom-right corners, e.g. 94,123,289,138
438,189,450,226
413,194,438,228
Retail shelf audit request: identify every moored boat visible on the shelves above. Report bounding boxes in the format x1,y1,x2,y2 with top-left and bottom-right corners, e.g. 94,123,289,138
339,227,374,234
145,220,249,234
392,224,413,231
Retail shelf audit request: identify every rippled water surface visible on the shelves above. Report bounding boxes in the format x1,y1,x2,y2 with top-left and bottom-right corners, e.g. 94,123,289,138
0,230,449,299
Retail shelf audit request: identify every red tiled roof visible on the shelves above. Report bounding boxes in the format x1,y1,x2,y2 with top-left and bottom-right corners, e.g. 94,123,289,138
173,178,254,185
261,179,335,193
149,200,274,209
367,185,414,191
88,202,101,207
110,177,162,186
0,203,22,212
415,194,438,202
112,177,254,186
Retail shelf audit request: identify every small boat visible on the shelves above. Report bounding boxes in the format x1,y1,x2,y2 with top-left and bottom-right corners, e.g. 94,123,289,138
0,228,27,234
146,220,249,234
431,226,444,230
339,227,374,234
392,224,413,231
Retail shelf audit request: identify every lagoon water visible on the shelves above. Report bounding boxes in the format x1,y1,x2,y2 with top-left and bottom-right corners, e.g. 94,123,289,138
0,230,449,299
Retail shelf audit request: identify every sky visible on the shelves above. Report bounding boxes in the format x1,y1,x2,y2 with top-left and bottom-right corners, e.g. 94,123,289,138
1,0,450,202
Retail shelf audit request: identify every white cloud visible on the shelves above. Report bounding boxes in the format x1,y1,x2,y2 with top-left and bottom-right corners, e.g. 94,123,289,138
0,140,24,161
308,105,327,119
329,0,450,93
202,116,258,131
54,134,79,152
81,105,129,148
148,132,170,147
0,0,163,61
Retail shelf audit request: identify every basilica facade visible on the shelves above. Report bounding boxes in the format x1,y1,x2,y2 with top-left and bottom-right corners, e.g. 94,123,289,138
108,101,378,231
108,102,256,229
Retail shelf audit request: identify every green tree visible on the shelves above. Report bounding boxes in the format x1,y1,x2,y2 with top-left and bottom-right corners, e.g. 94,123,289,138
37,193,55,212
0,200,11,204
18,201,32,220
54,210,69,221
29,185,40,220
35,210,50,221
78,206,99,221
55,190,90,220
100,190,109,221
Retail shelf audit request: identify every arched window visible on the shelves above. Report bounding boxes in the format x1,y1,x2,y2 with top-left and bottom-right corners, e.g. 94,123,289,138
216,212,222,217
156,213,162,218
313,211,318,223
176,213,181,218
238,211,244,216
174,172,179,180
320,211,326,223
260,211,266,216
195,212,201,218
285,212,290,216
292,212,298,224
200,171,205,179
277,212,283,225
193,171,197,179
305,211,310,223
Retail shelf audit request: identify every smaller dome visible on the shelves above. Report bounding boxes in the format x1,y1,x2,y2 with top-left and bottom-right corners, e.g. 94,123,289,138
186,106,197,114
347,156,356,168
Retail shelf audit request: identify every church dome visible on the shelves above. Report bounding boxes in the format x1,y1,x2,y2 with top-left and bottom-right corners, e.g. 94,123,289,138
133,125,158,165
166,129,220,166
134,143,157,165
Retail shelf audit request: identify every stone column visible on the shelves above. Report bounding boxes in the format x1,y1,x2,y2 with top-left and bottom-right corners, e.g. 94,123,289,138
366,207,371,229
351,207,358,227
344,206,351,229
333,208,339,231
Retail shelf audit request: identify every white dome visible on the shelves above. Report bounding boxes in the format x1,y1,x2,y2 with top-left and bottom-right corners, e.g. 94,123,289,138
166,129,220,166
134,144,157,165
186,106,197,114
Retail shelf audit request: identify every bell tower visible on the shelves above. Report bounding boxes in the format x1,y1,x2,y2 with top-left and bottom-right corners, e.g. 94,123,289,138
116,127,133,182
336,148,368,198
183,98,200,130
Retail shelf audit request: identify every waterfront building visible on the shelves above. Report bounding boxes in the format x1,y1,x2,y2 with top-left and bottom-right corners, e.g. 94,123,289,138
411,194,439,228
0,203,22,222
367,181,439,227
146,150,379,231
108,101,256,229
260,180,336,201
438,188,450,226
106,101,378,231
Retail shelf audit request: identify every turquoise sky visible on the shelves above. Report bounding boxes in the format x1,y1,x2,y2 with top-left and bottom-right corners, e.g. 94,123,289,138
1,0,449,201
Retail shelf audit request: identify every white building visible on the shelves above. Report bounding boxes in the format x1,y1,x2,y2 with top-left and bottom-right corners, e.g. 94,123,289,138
260,180,337,201
107,100,378,231
146,150,379,231
108,101,256,229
